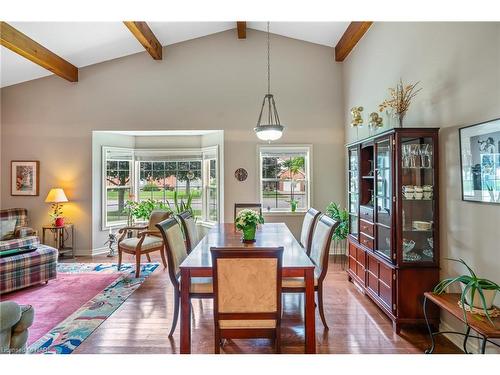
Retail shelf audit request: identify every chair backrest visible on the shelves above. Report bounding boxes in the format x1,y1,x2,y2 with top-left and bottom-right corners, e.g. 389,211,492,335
0,208,28,229
156,217,188,288
177,211,198,254
309,215,339,281
210,247,283,327
299,208,321,255
234,203,262,222
148,210,171,232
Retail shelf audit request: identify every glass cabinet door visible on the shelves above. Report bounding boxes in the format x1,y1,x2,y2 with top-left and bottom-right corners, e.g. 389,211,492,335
348,146,360,238
374,138,393,261
400,135,436,263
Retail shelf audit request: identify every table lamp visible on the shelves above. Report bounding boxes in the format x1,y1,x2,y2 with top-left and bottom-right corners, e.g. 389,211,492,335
45,188,68,227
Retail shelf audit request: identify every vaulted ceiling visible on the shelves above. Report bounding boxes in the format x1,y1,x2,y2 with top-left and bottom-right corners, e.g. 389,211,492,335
0,21,368,88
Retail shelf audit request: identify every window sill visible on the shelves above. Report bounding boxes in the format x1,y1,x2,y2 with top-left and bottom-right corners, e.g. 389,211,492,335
262,211,307,217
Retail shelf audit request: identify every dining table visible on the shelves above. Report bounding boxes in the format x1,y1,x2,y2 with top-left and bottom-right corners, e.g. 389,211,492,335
179,222,317,354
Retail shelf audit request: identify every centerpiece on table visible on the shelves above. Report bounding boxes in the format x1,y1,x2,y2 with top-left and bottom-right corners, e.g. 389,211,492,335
235,209,264,243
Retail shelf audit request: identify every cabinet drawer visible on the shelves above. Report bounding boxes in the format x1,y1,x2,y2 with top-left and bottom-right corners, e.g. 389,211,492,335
356,247,366,266
359,205,373,222
379,262,393,286
360,219,374,237
360,233,374,250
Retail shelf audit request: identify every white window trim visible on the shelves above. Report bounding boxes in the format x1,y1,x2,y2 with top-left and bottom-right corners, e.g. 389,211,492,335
257,144,313,214
101,145,222,230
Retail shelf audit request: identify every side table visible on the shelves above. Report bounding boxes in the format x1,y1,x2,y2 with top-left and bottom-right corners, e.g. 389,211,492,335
42,223,75,258
423,292,500,354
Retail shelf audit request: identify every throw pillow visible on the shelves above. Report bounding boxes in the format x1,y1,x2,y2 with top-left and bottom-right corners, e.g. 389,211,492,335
0,219,17,240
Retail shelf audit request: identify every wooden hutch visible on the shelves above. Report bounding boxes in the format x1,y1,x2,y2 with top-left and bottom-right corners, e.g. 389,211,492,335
346,128,440,333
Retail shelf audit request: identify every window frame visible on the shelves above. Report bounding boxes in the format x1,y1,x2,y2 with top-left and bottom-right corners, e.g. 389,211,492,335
257,144,313,213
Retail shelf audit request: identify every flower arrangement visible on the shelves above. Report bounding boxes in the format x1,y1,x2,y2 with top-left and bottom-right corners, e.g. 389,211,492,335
235,209,264,242
379,79,422,127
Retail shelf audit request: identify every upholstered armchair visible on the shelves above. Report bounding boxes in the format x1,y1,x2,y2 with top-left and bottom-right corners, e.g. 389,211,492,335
0,208,39,252
117,210,171,277
0,301,34,354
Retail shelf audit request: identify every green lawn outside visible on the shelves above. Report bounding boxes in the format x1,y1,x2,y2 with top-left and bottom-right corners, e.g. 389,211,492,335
107,189,202,200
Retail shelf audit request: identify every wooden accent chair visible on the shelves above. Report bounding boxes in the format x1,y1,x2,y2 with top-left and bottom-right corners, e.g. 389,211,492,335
156,217,213,337
210,246,284,354
177,211,199,254
282,214,339,330
299,208,321,256
117,210,170,277
234,203,262,222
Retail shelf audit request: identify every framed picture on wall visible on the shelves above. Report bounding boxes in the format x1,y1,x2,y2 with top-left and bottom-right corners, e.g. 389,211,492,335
459,118,500,204
10,160,40,196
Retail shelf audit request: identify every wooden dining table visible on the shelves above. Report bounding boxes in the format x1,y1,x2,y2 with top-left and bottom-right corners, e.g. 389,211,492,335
179,222,317,354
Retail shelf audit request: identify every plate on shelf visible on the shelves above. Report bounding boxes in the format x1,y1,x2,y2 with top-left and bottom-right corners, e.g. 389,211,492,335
403,251,422,262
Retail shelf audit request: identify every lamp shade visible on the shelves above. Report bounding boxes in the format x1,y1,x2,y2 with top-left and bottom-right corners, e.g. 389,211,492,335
45,188,68,203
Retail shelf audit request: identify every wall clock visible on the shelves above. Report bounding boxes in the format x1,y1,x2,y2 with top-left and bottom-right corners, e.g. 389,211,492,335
234,168,248,182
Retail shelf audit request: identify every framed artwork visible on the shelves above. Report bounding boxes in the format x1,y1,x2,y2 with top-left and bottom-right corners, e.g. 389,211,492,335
11,160,40,196
459,118,500,204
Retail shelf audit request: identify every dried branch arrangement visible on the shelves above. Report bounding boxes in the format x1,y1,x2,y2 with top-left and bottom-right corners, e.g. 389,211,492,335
379,79,422,127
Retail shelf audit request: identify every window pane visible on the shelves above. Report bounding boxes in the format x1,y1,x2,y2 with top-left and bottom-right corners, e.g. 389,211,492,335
190,161,201,170
118,161,129,170
262,157,280,178
153,161,164,171
107,161,117,170
106,187,130,224
166,161,177,171
178,161,189,171
141,162,152,171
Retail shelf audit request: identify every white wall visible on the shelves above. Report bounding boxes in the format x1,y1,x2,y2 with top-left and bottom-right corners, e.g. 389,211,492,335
342,22,500,353
1,28,345,255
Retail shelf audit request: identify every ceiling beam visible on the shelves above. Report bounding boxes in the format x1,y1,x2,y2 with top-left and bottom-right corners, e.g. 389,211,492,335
123,21,162,60
236,22,247,39
334,22,373,62
0,21,78,82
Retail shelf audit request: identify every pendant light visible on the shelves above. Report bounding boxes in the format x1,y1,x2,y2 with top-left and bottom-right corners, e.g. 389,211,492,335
254,22,285,142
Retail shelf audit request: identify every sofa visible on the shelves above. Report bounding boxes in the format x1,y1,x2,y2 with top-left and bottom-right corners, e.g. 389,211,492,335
0,208,58,294
0,208,39,252
0,301,34,354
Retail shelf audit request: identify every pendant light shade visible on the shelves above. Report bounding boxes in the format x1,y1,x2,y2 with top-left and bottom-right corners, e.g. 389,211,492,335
254,22,285,142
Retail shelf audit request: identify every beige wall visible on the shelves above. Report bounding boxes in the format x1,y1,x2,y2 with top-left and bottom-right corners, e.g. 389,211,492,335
1,29,345,255
342,22,500,352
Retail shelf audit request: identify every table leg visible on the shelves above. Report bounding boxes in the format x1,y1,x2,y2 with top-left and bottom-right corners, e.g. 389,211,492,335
304,267,316,354
180,268,191,354
481,337,487,354
463,326,471,354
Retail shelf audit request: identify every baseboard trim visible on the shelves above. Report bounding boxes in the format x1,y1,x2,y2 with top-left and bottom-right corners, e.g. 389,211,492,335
91,246,111,257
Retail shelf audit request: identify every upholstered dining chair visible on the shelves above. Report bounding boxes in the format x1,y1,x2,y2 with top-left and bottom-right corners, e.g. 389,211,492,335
156,217,213,337
299,208,321,256
210,246,284,354
177,211,199,254
234,203,262,222
282,214,339,330
117,210,170,277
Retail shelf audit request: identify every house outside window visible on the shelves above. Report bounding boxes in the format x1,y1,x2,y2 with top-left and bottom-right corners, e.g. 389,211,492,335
259,145,312,212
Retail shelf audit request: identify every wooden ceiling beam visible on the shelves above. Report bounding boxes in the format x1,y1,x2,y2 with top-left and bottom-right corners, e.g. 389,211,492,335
236,22,247,39
0,21,78,82
123,21,162,60
334,22,373,62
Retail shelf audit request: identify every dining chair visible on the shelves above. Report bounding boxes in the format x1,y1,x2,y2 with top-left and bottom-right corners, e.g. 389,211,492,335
234,203,262,222
210,246,284,354
177,211,199,254
117,210,170,277
282,214,339,330
156,217,213,337
299,208,321,256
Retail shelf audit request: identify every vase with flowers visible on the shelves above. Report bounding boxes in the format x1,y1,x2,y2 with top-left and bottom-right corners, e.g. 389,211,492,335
235,209,264,243
379,79,422,128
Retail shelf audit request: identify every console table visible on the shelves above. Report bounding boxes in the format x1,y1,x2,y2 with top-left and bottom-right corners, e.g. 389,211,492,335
423,292,500,354
42,223,75,258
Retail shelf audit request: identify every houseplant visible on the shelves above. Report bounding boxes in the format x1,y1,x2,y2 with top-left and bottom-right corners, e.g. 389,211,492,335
235,209,264,243
124,198,172,224
325,202,349,265
433,258,499,326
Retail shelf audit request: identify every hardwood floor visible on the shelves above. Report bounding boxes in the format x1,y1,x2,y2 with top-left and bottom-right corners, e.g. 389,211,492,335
63,253,460,354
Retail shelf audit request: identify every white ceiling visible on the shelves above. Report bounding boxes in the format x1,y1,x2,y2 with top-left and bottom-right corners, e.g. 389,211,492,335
0,22,349,88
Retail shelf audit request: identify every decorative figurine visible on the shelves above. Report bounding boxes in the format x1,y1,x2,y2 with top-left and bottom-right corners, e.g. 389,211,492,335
350,106,364,127
368,112,383,130
104,230,118,257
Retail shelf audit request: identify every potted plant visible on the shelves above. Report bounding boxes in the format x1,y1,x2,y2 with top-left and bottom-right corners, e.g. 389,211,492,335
290,199,298,212
433,258,499,326
325,202,349,264
235,209,264,243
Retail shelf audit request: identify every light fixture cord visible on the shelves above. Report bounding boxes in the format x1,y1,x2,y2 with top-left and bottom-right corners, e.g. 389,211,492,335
267,21,270,95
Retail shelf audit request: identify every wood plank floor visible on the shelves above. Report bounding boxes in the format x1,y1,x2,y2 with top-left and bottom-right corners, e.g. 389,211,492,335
62,254,460,354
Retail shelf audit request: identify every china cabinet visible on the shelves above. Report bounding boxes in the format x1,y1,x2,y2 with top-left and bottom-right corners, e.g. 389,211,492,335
346,128,440,333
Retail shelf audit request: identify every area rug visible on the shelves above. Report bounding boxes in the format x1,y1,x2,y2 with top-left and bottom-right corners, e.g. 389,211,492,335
2,262,158,354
